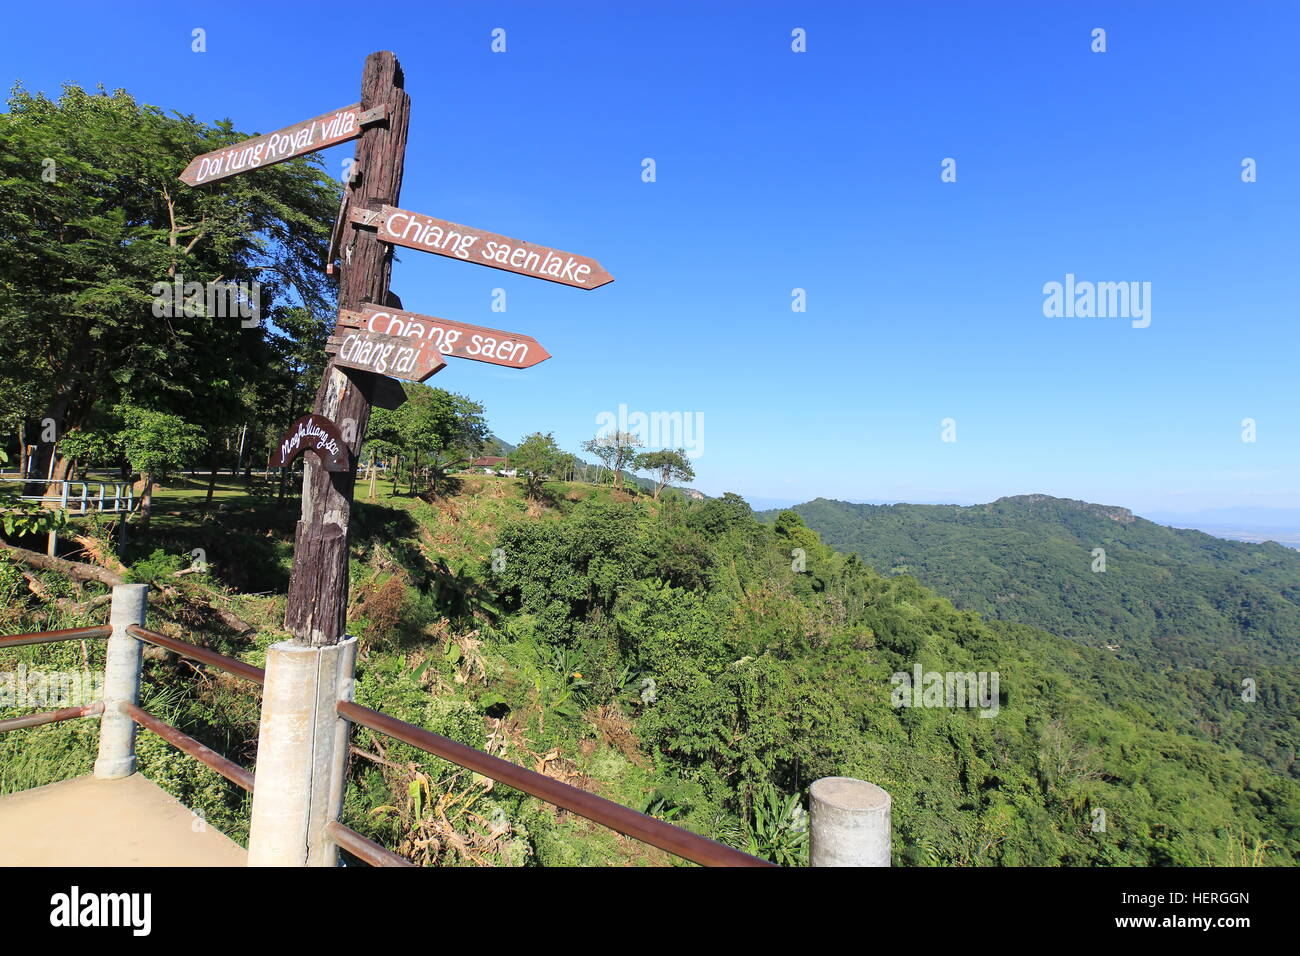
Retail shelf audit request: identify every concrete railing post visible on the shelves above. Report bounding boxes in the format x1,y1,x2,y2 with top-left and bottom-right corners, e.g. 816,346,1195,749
809,776,891,867
93,583,149,779
247,636,358,866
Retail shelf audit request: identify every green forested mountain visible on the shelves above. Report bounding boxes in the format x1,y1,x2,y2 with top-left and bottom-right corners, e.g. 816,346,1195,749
770,494,1300,780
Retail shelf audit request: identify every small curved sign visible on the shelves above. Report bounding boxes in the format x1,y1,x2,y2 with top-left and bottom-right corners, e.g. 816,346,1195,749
269,414,349,472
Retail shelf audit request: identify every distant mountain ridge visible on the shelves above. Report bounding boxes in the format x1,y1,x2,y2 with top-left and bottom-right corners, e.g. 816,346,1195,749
765,494,1300,660
994,493,1135,524
762,493,1300,777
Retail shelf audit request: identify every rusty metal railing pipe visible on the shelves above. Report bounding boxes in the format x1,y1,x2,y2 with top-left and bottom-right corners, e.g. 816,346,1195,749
0,701,103,734
126,625,265,686
0,624,111,649
337,701,775,868
325,820,415,867
120,701,255,793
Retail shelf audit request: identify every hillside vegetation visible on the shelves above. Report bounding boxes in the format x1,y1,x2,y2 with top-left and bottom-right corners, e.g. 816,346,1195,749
774,495,1300,781
3,478,1296,865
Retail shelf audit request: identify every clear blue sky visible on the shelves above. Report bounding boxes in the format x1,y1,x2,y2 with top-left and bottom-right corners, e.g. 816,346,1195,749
3,1,1296,514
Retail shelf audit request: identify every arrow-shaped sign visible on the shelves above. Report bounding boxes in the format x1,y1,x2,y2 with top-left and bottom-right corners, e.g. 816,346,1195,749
351,205,613,289
334,305,551,369
327,325,448,383
179,103,386,186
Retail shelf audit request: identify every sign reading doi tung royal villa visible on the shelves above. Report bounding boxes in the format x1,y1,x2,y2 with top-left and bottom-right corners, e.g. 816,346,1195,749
352,205,614,289
179,104,385,186
333,305,552,370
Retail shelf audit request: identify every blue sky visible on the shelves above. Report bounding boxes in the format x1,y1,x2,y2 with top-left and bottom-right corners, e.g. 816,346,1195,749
3,1,1297,514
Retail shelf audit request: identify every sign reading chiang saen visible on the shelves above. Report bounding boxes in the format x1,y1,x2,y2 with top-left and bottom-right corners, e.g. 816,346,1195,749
332,305,552,370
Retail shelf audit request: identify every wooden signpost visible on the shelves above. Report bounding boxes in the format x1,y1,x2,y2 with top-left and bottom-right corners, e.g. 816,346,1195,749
179,104,386,186
178,50,612,648
352,205,614,289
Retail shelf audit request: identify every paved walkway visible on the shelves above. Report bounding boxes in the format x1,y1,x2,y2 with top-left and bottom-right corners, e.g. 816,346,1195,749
0,774,246,866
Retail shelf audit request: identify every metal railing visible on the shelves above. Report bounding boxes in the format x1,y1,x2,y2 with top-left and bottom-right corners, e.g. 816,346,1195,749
339,700,773,867
0,585,780,867
0,477,136,515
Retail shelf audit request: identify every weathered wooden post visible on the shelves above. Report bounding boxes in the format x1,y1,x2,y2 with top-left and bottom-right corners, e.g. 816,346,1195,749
284,51,410,650
246,50,410,866
93,583,149,779
809,776,891,867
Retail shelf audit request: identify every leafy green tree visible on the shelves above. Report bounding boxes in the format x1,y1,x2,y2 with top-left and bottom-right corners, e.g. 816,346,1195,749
512,432,563,500
634,448,695,500
0,83,338,493
371,386,489,495
582,430,642,491
116,404,205,530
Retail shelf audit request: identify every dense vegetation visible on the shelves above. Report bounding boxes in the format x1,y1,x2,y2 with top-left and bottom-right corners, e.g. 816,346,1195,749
4,479,1296,865
773,495,1300,781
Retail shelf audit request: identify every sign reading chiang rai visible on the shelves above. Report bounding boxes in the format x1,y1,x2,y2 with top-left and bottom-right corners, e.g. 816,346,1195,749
179,104,386,186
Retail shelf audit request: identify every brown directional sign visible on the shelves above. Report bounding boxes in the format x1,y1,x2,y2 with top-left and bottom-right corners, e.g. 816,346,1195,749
179,103,386,186
327,326,448,382
268,414,349,472
335,304,551,369
351,205,613,289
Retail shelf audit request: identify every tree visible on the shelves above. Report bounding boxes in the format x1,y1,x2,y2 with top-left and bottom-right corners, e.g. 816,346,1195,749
0,83,339,495
512,432,563,500
634,448,695,500
116,404,205,531
582,431,643,491
374,386,489,495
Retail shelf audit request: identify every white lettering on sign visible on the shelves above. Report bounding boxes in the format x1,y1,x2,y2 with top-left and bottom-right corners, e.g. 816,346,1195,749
384,212,478,259
182,105,364,186
338,331,425,378
369,206,613,289
352,305,547,369
280,420,342,463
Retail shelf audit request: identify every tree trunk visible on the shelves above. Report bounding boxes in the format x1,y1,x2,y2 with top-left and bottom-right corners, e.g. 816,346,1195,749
138,473,155,532
283,51,410,647
205,451,219,508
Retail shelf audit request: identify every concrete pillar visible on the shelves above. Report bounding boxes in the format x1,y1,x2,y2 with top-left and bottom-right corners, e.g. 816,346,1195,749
809,776,891,867
93,583,149,779
247,637,357,866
